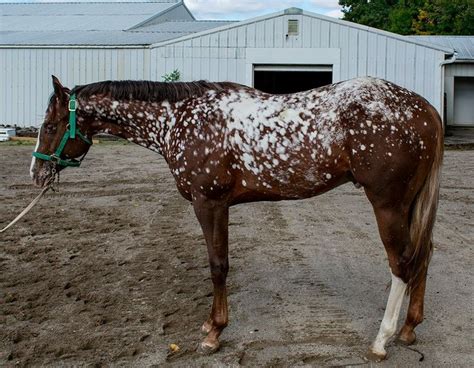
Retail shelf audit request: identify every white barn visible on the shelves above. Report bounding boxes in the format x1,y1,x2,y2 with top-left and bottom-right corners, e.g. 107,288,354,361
1,1,473,128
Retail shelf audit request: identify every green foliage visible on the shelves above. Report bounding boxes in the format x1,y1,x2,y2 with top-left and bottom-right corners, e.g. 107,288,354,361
162,69,181,82
339,0,474,35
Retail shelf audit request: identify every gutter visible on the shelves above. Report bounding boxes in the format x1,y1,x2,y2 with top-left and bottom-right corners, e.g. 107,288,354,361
439,51,457,129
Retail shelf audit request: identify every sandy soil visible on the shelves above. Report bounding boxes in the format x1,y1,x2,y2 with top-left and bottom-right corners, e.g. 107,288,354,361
0,144,472,367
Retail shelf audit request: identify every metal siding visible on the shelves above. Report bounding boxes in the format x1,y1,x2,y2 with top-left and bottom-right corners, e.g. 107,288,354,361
274,17,284,48
310,18,321,48
386,38,397,82
445,63,474,77
339,26,349,80
423,49,434,104
301,16,312,47
376,35,387,78
0,48,150,126
357,31,368,76
255,21,265,48
415,46,426,97
237,27,246,48
347,27,358,78
320,21,329,48
219,31,228,48
366,32,377,77
264,20,274,48
407,43,417,90
228,28,237,48
395,40,407,86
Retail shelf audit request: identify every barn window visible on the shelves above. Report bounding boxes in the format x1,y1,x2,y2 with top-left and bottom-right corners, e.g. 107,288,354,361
288,19,299,36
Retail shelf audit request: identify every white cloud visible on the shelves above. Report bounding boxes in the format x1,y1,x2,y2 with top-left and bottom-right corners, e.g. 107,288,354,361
185,0,300,15
325,8,343,18
184,1,343,20
311,0,340,9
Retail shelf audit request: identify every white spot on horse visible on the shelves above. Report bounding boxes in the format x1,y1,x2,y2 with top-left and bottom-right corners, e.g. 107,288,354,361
326,173,332,180
360,145,366,151
242,180,247,187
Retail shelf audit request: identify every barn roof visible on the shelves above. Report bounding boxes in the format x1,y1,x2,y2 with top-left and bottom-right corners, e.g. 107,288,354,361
0,1,183,31
0,1,234,46
1,21,234,46
408,36,474,60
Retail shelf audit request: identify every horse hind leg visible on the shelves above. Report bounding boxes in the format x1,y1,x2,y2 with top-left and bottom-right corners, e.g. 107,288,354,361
398,266,427,345
366,202,412,362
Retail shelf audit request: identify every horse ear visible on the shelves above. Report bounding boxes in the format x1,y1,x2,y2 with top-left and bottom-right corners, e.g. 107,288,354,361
51,75,70,101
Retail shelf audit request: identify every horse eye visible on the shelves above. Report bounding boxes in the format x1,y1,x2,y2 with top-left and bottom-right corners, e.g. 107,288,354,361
45,124,57,134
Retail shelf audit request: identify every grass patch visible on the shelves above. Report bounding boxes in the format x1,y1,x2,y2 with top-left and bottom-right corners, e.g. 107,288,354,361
0,140,35,146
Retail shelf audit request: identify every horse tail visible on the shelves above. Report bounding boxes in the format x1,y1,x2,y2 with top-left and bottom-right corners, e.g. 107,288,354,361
407,108,444,292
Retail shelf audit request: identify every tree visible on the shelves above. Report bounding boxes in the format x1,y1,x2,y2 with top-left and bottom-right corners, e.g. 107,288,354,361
162,69,181,82
339,0,474,35
412,0,474,35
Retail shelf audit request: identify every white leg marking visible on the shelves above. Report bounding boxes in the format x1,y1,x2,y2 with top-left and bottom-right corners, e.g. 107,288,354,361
30,127,41,179
371,273,407,356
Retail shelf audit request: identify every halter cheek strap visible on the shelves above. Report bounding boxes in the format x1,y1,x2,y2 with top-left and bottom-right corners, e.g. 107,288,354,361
32,94,92,168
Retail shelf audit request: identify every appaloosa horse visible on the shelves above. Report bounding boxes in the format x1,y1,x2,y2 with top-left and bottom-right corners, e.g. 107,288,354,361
31,75,443,361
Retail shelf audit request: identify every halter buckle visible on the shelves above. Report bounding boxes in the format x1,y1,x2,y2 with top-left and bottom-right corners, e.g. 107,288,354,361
68,99,76,112
50,154,61,164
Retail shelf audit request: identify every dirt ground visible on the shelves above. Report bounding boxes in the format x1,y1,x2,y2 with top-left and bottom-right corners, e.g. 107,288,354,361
0,144,472,367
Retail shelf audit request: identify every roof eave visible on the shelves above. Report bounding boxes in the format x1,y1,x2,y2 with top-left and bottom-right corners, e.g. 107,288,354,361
127,1,190,31
149,7,454,55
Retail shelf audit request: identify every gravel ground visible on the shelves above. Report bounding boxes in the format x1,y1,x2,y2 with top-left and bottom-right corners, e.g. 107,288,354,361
0,144,472,367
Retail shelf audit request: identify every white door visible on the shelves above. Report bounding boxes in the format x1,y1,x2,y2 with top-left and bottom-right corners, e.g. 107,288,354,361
454,77,474,126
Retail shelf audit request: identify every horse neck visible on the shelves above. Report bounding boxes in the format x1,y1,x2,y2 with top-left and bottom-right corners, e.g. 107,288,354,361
78,95,174,155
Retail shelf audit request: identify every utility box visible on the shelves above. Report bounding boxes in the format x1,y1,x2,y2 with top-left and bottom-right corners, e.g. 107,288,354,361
0,128,16,142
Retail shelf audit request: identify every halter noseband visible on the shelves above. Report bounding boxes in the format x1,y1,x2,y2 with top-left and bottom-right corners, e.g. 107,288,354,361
32,94,92,168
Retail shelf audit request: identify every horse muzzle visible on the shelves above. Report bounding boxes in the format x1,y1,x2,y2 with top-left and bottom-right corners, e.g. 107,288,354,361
32,162,56,188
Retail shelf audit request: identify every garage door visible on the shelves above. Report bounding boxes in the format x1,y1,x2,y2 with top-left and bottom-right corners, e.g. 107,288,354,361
254,65,332,94
454,77,474,126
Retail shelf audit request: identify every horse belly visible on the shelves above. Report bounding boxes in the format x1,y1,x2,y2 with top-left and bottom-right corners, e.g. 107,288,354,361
233,151,351,202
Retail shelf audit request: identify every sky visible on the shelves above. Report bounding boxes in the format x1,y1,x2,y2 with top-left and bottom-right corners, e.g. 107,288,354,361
184,0,343,20
0,0,344,20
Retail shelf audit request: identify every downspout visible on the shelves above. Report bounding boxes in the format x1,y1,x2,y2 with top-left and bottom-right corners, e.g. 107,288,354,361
439,51,457,131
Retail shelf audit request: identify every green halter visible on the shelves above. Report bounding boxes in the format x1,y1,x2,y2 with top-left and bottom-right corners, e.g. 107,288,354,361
32,94,92,167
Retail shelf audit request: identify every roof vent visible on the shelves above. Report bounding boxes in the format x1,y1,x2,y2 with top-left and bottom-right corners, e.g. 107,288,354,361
284,7,303,15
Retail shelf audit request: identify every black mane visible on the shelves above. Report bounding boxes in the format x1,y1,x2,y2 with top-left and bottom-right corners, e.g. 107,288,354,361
70,80,243,103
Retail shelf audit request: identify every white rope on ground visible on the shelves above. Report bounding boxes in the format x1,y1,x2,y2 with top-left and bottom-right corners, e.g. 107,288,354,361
0,185,51,233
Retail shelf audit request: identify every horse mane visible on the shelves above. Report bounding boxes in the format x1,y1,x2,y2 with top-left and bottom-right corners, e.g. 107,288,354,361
70,80,243,103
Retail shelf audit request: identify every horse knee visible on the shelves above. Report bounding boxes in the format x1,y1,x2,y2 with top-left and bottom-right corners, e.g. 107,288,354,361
388,255,411,283
209,259,228,284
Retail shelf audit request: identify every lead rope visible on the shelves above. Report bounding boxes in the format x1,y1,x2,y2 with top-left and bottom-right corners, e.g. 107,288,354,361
0,171,59,234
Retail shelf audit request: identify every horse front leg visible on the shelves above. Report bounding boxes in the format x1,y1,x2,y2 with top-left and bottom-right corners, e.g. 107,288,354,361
192,192,230,354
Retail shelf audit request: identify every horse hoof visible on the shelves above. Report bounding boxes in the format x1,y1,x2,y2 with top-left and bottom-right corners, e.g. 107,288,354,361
366,348,387,362
398,329,417,345
197,341,219,355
